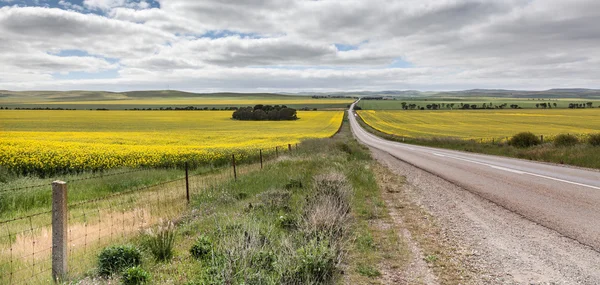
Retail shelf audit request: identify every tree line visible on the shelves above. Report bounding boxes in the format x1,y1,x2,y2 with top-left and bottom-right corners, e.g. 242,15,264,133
232,105,298,121
396,102,598,110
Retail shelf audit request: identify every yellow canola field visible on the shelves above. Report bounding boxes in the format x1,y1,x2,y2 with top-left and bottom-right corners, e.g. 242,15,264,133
357,109,600,140
0,110,343,175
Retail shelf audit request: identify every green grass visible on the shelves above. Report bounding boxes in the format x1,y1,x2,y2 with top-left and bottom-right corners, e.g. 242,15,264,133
355,112,600,170
51,118,408,284
1,118,412,284
358,97,600,110
0,166,223,220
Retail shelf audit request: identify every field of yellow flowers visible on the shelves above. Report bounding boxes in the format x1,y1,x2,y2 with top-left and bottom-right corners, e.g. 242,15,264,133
0,110,343,176
357,109,600,141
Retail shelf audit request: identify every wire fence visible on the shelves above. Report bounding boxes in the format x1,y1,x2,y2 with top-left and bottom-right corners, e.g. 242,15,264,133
0,143,297,284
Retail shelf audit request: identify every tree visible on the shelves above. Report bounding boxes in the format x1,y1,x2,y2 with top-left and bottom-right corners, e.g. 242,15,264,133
252,109,268,120
279,108,297,120
587,102,593,108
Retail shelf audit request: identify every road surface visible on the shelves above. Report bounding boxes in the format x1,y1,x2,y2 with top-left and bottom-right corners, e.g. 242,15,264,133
348,102,600,251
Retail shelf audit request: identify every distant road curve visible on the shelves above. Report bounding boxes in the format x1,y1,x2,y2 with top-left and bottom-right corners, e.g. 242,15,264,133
349,101,600,250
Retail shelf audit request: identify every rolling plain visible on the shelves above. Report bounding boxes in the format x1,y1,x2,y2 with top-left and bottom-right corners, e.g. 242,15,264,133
0,110,343,176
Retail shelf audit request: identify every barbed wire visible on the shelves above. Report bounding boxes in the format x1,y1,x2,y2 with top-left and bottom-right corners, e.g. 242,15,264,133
0,168,151,194
0,146,295,284
0,209,52,226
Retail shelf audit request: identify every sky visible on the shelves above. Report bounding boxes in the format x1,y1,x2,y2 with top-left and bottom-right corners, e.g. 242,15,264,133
0,0,599,92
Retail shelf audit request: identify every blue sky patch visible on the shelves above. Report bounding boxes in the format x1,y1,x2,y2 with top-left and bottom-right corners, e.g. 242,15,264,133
335,43,359,51
50,49,120,64
0,0,160,15
388,58,413,68
52,69,119,80
200,30,264,39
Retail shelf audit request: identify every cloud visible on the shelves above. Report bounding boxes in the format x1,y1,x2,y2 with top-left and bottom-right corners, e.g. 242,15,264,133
0,0,600,91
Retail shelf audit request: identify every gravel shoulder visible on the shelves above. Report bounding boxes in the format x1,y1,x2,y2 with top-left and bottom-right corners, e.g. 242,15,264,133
370,147,600,285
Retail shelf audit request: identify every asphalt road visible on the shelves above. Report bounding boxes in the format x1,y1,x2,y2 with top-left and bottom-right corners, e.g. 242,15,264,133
349,102,600,251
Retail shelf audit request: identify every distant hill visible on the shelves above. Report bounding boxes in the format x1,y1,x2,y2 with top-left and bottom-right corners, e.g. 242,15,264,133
435,89,600,99
1,88,600,102
0,90,298,103
309,89,600,99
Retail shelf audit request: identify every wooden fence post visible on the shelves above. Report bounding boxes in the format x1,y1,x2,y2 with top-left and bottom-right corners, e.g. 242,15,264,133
232,154,237,181
541,135,544,143
185,162,190,204
288,144,292,151
52,181,68,282
259,149,263,169
276,146,279,157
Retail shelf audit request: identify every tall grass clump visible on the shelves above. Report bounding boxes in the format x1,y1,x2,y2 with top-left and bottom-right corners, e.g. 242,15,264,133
143,219,176,262
283,238,337,283
588,133,600,146
554,134,579,147
301,172,352,240
509,132,541,148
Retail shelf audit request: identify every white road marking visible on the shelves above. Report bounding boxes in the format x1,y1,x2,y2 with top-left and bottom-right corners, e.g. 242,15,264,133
434,149,600,190
489,165,526,174
349,112,600,191
525,172,600,191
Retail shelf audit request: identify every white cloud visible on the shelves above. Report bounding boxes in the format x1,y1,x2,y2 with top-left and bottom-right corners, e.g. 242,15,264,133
0,0,600,91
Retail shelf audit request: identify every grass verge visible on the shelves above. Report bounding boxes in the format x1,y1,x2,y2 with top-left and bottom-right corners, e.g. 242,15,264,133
355,112,600,169
68,119,412,284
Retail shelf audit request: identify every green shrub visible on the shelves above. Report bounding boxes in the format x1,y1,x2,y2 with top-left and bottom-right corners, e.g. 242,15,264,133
97,245,142,276
553,134,579,147
509,132,541,148
588,133,600,146
288,238,336,283
190,235,213,260
121,266,150,285
143,220,176,262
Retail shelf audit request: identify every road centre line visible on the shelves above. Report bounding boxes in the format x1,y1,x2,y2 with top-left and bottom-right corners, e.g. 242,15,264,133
350,108,600,191
432,152,600,190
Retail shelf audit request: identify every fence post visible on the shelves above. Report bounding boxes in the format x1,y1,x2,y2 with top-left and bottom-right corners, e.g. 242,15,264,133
276,146,279,157
52,181,68,282
259,149,263,169
295,143,298,150
185,162,190,204
288,144,292,151
541,135,544,143
232,154,237,181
